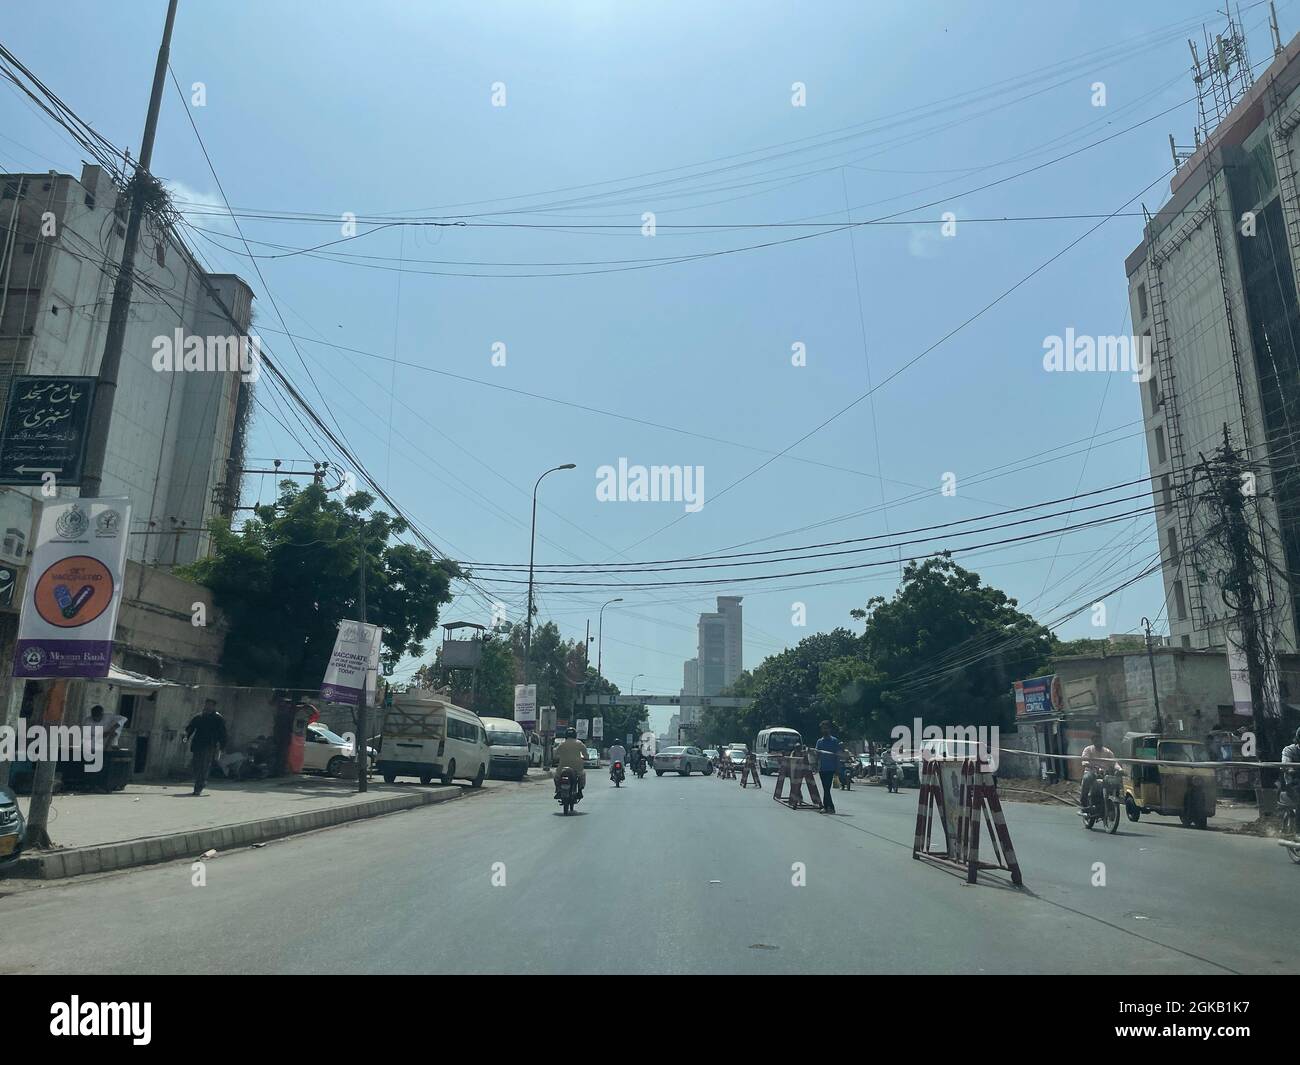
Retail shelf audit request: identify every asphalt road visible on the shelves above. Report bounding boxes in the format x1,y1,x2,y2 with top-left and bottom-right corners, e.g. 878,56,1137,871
0,770,1291,974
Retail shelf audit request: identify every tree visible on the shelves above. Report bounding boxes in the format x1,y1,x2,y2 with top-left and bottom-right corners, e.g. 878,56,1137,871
856,556,1053,732
180,480,460,690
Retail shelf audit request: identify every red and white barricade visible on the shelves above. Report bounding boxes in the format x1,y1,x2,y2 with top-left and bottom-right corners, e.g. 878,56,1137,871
912,757,1022,886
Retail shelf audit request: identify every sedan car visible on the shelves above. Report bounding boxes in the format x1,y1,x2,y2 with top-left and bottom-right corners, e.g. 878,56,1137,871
304,723,375,777
654,746,712,776
0,785,27,871
703,748,720,762
727,748,748,767
584,747,601,768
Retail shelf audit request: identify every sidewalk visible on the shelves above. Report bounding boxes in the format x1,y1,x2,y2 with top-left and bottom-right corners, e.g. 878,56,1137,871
7,770,543,880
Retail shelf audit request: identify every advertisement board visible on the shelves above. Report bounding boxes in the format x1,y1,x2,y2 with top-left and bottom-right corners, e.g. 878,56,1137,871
513,683,537,729
1014,674,1061,718
13,498,130,679
320,620,383,705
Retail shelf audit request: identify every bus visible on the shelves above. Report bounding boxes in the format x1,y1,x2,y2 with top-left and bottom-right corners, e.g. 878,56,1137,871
755,726,802,775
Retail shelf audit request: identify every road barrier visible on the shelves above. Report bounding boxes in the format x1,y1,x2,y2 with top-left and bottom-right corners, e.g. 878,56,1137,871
913,758,1022,886
773,749,822,809
739,753,761,789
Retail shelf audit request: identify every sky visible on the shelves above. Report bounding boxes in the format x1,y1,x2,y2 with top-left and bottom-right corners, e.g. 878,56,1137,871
3,0,1276,731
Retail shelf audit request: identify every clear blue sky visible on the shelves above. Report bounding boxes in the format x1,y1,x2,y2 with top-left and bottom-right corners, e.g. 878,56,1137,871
6,0,1273,729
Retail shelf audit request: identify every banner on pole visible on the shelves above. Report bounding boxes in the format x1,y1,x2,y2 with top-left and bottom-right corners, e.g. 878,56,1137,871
320,620,383,705
14,498,130,679
513,684,537,729
592,716,603,739
577,719,589,740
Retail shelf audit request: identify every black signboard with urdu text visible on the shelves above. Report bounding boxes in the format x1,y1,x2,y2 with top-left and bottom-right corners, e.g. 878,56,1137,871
0,375,96,486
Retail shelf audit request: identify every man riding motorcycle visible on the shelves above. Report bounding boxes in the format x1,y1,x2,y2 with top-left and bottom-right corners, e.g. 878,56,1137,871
1080,731,1121,809
1281,728,1300,807
608,740,627,781
553,727,587,798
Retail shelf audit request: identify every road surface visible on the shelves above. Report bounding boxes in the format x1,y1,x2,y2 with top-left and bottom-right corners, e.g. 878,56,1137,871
0,771,1288,974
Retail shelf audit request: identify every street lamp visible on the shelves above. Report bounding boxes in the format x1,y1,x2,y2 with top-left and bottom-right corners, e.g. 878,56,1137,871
597,597,623,687
630,673,645,697
523,463,576,688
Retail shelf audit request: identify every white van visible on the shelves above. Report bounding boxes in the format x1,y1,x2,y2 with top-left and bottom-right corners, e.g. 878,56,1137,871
377,691,489,787
480,716,530,781
755,726,802,774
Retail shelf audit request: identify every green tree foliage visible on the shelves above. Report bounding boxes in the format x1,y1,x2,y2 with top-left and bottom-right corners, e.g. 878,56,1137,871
180,480,459,689
1051,635,1145,658
855,556,1054,731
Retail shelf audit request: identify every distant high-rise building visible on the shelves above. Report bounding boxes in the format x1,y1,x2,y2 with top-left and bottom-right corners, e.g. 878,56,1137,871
694,595,743,697
680,658,700,725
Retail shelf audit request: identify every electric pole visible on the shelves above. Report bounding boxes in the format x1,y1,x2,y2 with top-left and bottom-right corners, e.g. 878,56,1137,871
24,0,179,849
356,516,369,794
1141,616,1163,733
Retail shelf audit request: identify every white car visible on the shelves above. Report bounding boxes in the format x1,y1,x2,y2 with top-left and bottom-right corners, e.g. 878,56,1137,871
654,746,712,776
304,723,371,777
584,747,601,768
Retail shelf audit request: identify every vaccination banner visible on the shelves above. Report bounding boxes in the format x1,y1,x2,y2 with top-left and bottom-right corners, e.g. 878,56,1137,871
320,620,383,705
13,498,130,679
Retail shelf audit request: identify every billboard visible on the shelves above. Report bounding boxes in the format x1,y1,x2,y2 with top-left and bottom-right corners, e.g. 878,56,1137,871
13,498,130,679
513,683,537,729
1014,674,1061,718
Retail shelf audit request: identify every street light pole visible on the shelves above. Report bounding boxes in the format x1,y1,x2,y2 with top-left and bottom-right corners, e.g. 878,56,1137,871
597,597,623,687
523,464,575,688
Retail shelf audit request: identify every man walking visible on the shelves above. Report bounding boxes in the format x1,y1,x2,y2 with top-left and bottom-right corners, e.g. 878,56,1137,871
184,699,228,796
815,720,843,814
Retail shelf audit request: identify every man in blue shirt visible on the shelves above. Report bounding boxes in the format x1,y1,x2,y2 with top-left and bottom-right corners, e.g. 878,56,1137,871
815,720,843,814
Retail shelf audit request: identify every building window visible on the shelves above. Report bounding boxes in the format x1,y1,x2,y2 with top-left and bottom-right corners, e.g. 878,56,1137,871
154,238,166,267
1147,368,1160,410
1174,580,1187,620
1137,282,1149,320
1162,474,1174,514
1166,525,1179,562
1155,425,1167,464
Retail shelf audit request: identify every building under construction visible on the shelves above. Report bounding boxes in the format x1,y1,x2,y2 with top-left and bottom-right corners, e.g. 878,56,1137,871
1126,14,1300,657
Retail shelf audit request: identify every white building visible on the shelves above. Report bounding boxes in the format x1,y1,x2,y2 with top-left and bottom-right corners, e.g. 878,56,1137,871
1125,32,1300,653
695,595,743,696
0,164,254,569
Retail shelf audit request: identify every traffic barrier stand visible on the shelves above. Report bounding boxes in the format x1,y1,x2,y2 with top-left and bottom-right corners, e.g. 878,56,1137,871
912,758,1022,887
740,754,761,789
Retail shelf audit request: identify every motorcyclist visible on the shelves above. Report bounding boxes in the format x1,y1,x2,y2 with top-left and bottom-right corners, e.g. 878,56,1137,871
1281,728,1300,806
553,727,587,798
1080,731,1120,809
631,747,645,774
608,740,627,779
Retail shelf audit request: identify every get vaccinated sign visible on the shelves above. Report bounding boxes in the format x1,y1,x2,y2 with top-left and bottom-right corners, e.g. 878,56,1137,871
321,620,383,705
13,498,130,679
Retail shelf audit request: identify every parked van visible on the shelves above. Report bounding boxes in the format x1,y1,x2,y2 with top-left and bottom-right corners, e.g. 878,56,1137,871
481,716,530,781
377,691,489,787
755,726,802,774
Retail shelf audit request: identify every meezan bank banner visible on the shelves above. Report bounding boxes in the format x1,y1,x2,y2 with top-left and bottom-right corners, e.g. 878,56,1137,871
13,498,131,679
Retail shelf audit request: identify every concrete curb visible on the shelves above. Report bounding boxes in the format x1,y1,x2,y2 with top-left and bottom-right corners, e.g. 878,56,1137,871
6,783,490,882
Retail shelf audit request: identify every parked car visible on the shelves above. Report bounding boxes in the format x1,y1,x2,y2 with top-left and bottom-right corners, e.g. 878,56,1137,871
304,722,375,777
654,746,712,776
528,734,544,767
0,785,26,871
584,747,601,768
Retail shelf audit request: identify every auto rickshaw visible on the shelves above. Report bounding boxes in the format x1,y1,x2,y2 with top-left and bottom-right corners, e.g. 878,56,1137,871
1120,732,1216,828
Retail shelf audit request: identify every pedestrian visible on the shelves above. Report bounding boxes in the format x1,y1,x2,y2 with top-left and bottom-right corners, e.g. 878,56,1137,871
815,720,843,814
184,698,228,796
85,703,126,755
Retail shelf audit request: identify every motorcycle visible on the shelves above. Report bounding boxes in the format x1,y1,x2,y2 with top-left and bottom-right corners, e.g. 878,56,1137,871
1277,786,1300,863
556,767,582,815
633,758,647,779
611,760,625,787
1080,766,1123,834
884,763,900,793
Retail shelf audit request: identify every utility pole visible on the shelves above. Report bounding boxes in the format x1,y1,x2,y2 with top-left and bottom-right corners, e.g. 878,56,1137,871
24,0,179,850
356,516,369,794
1141,616,1163,733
